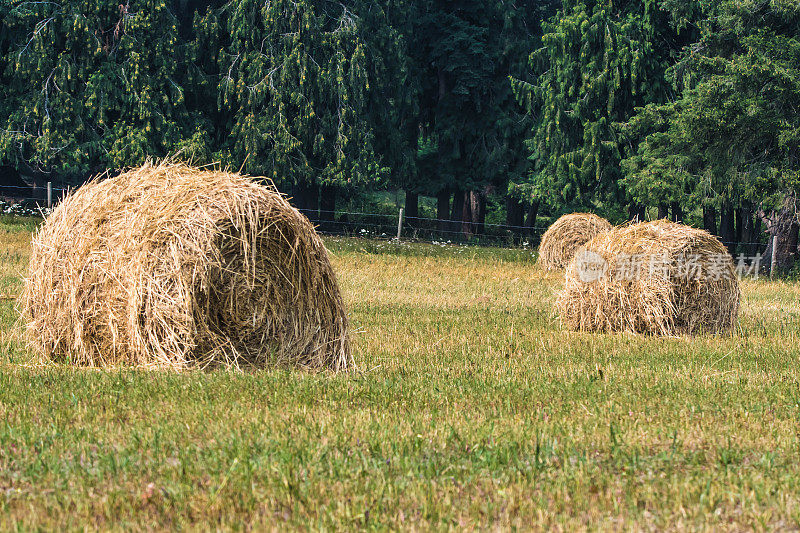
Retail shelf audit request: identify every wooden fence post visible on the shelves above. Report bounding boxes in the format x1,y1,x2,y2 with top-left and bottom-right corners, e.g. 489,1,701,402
396,208,404,240
770,234,778,279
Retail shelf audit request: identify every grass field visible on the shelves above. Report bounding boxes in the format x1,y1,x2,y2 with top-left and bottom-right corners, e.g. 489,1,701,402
2,215,800,530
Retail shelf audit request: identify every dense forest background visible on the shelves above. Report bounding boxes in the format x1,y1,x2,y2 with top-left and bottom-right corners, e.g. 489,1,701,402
1,0,799,267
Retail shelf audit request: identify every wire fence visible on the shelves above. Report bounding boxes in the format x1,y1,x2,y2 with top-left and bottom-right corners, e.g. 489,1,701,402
0,184,70,194
300,208,772,258
299,208,548,248
0,185,773,259
0,183,69,206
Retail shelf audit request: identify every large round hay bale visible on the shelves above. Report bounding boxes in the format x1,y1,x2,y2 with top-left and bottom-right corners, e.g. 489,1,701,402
538,213,612,270
557,219,740,335
21,162,351,370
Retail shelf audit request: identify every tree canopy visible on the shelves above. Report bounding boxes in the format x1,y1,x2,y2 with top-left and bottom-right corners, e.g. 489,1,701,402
0,0,799,265
0,0,193,175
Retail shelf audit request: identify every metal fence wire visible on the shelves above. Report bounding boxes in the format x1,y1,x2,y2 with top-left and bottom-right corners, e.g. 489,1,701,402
298,208,548,248
0,189,772,256
299,208,770,255
0,182,69,209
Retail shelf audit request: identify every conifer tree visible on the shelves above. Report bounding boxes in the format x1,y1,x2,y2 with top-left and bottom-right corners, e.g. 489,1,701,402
191,0,382,213
407,0,555,233
0,0,193,175
514,0,673,216
621,0,800,267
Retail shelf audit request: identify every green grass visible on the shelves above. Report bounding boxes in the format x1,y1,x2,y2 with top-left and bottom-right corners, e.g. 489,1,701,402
2,218,800,529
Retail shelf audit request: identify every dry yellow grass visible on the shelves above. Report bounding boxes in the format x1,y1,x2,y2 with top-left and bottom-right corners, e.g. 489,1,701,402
2,230,800,530
20,162,350,371
0,226,29,300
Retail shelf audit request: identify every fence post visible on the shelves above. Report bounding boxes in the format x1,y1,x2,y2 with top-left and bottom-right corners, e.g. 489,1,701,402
396,208,404,240
770,234,779,279
47,181,52,209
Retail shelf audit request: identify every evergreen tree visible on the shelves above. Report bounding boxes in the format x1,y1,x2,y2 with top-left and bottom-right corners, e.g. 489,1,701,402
191,0,383,214
408,0,555,234
514,0,676,218
0,2,12,155
358,1,419,217
0,0,193,177
621,0,800,267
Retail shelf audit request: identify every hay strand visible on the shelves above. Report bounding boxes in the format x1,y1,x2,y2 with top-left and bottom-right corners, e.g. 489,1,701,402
21,161,351,371
538,213,612,270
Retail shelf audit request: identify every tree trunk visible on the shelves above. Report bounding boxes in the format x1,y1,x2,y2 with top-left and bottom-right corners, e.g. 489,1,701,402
720,201,736,255
789,222,800,265
526,201,540,243
670,202,683,223
703,205,717,237
320,185,336,221
753,216,762,242
628,202,646,222
506,196,524,242
436,189,450,233
506,197,524,228
759,194,799,274
291,184,306,212
765,223,797,274
405,191,419,221
309,183,320,217
740,201,756,256
468,190,484,235
460,191,473,237
658,204,669,220
450,189,464,235
735,207,743,244
438,66,447,102
292,182,319,219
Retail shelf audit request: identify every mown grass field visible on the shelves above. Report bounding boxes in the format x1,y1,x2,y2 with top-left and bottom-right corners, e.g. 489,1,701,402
2,215,800,530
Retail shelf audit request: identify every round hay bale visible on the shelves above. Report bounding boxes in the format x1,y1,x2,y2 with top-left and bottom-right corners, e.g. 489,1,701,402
21,162,351,371
557,219,740,335
538,213,612,270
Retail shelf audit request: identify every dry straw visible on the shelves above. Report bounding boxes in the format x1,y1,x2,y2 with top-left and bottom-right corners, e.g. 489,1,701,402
557,219,740,336
538,213,613,270
21,161,351,371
